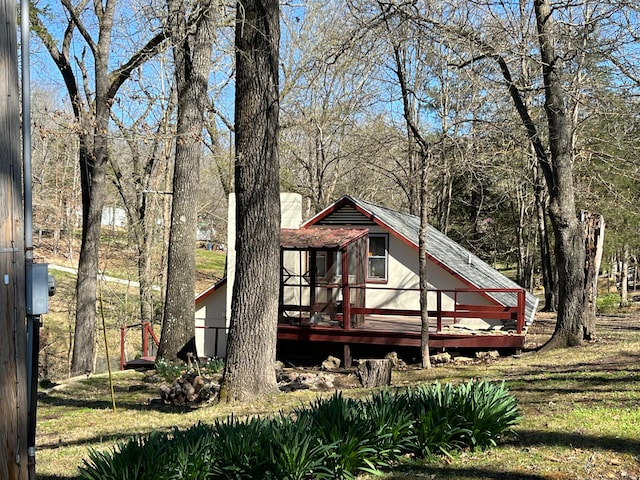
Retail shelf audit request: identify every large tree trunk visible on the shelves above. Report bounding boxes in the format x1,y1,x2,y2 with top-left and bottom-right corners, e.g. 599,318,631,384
534,0,588,349
219,0,281,402
158,0,214,362
545,211,585,348
71,89,110,375
0,3,28,475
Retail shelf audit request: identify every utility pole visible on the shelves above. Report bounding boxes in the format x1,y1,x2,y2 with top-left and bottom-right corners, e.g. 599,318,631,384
0,0,29,477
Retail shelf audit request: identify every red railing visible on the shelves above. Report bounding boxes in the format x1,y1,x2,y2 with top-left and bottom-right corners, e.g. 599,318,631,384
355,287,525,333
282,287,526,334
119,322,160,370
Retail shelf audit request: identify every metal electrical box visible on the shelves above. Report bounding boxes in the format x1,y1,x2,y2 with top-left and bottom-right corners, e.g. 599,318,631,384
26,263,50,315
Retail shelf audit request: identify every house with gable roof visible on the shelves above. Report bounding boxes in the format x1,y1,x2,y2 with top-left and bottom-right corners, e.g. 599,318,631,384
195,194,538,366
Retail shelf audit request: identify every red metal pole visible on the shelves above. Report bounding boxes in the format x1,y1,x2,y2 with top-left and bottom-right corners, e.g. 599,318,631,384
142,322,149,357
120,325,126,370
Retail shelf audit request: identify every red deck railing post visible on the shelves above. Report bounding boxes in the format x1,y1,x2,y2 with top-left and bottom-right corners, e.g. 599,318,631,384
120,325,127,370
517,289,525,334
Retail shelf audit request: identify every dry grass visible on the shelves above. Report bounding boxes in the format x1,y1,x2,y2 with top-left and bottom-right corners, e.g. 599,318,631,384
36,311,640,480
38,238,226,382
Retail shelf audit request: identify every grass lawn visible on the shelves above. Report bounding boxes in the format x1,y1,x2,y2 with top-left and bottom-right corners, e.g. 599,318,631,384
36,312,640,480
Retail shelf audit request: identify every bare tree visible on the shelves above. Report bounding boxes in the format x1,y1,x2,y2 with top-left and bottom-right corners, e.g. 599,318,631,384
388,0,629,347
279,0,378,213
31,90,81,260
31,1,169,375
219,0,281,401
110,78,176,328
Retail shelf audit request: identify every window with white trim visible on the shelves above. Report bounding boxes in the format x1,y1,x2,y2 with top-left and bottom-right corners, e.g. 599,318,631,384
367,234,388,281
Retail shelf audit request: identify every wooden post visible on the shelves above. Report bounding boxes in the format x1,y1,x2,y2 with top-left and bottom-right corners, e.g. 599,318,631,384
342,249,350,330
436,290,442,331
0,0,28,476
343,344,351,368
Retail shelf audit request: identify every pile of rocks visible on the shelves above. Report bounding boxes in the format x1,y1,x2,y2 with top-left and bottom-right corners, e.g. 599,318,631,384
159,372,219,405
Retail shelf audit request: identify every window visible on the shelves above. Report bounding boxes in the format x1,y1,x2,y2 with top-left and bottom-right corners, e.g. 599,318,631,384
367,234,388,281
314,251,338,280
316,251,328,278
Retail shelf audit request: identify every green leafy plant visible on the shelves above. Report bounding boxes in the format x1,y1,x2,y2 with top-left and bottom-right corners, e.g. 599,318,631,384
296,392,391,478
79,379,522,479
361,388,416,462
79,431,172,480
596,292,623,314
208,416,273,479
400,383,469,459
452,379,523,450
266,415,334,480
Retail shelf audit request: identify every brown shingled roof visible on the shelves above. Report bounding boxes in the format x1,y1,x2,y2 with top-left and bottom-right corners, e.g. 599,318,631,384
280,228,368,250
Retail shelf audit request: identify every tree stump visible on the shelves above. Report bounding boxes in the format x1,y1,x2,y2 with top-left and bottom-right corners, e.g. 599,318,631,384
356,358,393,388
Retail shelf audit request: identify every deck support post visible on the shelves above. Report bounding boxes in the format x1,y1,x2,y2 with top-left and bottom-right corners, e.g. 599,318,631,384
343,344,352,368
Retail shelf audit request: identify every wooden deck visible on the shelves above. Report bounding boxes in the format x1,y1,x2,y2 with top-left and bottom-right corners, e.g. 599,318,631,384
277,313,527,366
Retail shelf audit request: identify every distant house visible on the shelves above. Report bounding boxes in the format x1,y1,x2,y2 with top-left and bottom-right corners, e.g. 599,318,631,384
195,195,538,364
101,206,127,227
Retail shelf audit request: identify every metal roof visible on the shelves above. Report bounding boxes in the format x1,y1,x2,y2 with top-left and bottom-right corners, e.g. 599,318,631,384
280,228,368,250
306,196,539,325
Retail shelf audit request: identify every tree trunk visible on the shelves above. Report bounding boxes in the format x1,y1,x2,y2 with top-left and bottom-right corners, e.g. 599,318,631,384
419,153,431,369
534,0,589,349
356,359,393,388
381,8,432,368
71,127,108,376
219,0,281,402
0,3,28,475
159,0,214,362
32,0,169,376
619,244,629,308
534,162,556,311
582,212,604,339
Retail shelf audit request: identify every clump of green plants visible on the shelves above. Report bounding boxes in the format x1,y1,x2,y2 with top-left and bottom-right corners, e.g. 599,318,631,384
596,292,623,314
155,357,224,382
79,379,522,480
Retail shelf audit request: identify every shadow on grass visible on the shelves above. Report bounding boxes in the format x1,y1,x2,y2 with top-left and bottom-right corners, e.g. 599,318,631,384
384,464,548,480
38,391,195,413
38,429,157,450
512,429,640,455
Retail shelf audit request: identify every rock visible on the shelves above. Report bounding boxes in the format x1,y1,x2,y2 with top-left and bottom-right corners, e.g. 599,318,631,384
384,351,407,369
453,356,475,364
476,350,500,360
430,352,452,364
385,351,399,367
278,371,336,391
321,355,341,371
274,360,285,371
